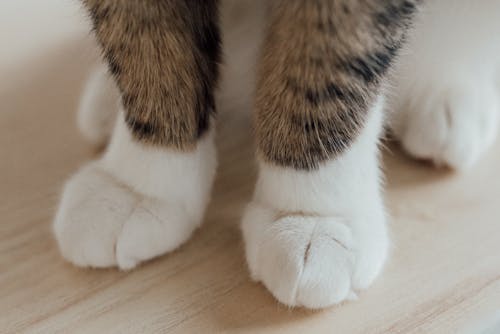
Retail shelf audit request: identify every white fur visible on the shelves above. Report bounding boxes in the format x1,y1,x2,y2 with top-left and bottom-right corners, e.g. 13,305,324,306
54,112,217,269
241,99,388,309
389,0,500,170
77,65,119,146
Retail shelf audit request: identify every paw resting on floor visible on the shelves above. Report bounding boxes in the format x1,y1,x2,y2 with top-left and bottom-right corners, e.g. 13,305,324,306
390,81,499,170
242,205,388,308
242,103,388,309
54,162,200,269
54,113,216,269
388,0,500,170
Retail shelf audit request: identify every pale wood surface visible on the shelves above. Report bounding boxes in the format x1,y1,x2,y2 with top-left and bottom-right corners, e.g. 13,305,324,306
1,1,500,333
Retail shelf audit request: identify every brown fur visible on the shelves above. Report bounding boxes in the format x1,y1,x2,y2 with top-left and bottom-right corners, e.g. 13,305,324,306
82,0,221,150
82,0,419,169
255,0,420,169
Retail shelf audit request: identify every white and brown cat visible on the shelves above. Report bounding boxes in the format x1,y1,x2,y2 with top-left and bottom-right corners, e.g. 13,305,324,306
54,0,500,309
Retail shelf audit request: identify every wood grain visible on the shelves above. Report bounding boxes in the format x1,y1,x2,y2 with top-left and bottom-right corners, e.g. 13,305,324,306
1,1,499,333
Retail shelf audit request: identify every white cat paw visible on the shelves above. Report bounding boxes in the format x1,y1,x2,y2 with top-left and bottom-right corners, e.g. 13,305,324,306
241,99,387,309
53,162,200,270
241,204,388,309
391,82,499,170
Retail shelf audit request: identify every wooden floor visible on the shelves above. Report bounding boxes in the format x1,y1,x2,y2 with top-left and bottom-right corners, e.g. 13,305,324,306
1,1,500,333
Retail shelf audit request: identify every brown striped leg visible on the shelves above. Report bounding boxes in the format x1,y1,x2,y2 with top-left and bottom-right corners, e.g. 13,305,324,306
255,0,419,169
84,0,221,149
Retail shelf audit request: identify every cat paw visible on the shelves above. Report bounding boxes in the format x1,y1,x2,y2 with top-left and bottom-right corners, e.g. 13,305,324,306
241,99,387,309
56,109,216,269
53,162,200,269
242,204,387,309
391,82,499,170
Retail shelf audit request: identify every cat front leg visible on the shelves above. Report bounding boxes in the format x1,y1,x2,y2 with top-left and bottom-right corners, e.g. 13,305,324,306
54,1,221,269
242,0,419,308
243,101,388,308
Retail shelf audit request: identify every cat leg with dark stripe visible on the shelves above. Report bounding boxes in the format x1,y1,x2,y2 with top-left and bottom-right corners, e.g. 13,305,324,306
54,1,221,269
242,0,419,308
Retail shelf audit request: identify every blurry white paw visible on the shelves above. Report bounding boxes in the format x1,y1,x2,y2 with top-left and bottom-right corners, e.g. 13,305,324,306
53,162,200,270
242,204,387,309
391,82,499,170
77,65,120,146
